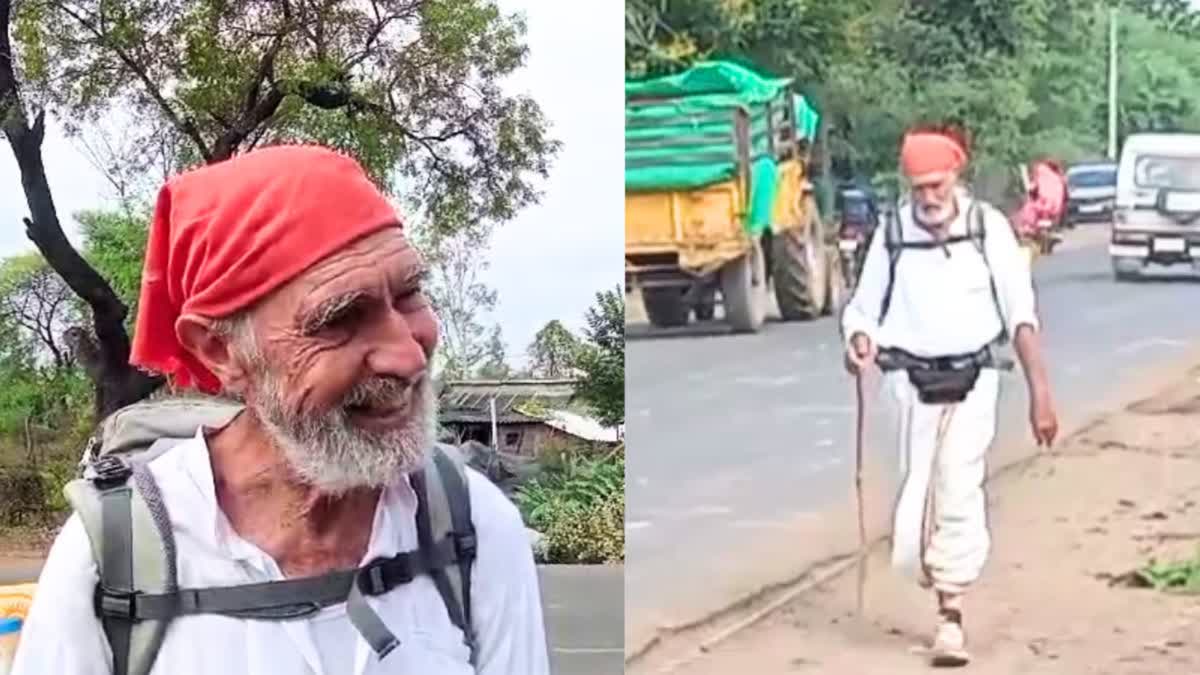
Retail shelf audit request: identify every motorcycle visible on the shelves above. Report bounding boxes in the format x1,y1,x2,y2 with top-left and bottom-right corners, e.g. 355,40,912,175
837,219,873,290
1016,158,1067,262
834,186,880,290
1035,218,1061,254
1013,214,1060,266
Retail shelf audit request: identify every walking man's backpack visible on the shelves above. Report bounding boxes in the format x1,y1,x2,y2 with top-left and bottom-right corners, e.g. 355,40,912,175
67,397,479,675
877,196,1006,343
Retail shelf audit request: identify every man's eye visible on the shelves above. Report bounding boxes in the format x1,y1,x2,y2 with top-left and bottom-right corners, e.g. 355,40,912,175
316,307,363,334
395,289,429,312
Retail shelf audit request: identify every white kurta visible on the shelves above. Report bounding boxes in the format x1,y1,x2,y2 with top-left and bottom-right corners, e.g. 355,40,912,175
11,429,551,675
841,191,1038,593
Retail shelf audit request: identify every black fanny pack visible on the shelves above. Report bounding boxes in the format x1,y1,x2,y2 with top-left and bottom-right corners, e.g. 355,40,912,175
905,367,981,404
878,346,994,405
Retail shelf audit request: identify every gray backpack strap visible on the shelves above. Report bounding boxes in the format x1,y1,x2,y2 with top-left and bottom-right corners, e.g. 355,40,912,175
64,459,178,675
413,445,478,665
879,202,904,323
967,201,1008,343
64,395,239,675
967,200,986,252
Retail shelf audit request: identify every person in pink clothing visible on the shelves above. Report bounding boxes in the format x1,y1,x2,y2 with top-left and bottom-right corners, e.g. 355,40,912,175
1014,159,1067,255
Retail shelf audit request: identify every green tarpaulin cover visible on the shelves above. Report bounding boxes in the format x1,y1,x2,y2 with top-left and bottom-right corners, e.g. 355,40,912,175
625,61,821,230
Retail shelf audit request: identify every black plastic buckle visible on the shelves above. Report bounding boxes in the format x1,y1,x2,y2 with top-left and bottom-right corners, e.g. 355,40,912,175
89,455,133,490
95,586,139,621
357,556,412,596
454,531,478,560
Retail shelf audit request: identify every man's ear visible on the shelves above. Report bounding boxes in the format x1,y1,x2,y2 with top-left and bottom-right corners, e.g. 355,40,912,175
175,314,251,395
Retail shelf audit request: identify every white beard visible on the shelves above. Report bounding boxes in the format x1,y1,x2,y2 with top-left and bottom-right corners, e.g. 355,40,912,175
250,373,438,495
915,199,956,227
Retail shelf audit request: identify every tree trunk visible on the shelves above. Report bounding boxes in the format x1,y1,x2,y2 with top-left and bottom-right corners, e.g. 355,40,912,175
1,0,163,420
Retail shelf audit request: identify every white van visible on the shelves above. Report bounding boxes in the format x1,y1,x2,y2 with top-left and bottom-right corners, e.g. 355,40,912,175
1110,132,1200,280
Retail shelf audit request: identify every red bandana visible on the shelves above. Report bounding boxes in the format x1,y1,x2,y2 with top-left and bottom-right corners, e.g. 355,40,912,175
130,145,402,394
900,132,968,180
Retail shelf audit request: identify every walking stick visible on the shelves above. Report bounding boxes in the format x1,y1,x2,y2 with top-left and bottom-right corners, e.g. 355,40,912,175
854,372,868,617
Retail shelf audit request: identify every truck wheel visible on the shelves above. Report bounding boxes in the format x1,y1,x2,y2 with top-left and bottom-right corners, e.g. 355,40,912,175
720,241,767,333
641,287,689,327
772,207,829,321
825,246,849,316
693,288,716,321
1112,258,1142,282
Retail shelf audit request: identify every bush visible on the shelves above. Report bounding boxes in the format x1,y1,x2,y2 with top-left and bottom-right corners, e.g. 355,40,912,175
1135,548,1200,593
514,446,624,564
0,364,92,445
0,468,52,526
39,457,78,514
539,490,624,564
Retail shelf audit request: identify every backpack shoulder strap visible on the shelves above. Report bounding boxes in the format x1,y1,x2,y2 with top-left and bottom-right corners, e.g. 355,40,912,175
65,396,239,675
878,201,905,323
967,199,1008,343
413,445,478,666
968,199,987,251
65,458,178,675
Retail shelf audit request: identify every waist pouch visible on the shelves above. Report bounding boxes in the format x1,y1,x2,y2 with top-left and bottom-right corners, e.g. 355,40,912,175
905,366,981,404
878,346,992,404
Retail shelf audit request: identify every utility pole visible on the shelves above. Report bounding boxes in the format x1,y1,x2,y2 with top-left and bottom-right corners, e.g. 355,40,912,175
1108,6,1119,160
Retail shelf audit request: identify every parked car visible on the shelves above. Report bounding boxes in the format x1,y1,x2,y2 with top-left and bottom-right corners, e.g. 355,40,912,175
1066,160,1117,225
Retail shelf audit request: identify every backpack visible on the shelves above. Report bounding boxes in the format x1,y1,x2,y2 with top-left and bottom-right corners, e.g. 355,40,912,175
877,196,1006,344
66,397,479,675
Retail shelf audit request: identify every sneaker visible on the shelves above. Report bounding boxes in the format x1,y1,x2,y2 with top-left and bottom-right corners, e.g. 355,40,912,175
930,609,969,667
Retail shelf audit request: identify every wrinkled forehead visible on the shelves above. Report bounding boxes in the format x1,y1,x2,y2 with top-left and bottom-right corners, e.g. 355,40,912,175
260,227,423,314
909,170,956,191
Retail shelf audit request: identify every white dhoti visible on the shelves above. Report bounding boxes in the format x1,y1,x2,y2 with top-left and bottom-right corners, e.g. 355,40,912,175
886,369,999,595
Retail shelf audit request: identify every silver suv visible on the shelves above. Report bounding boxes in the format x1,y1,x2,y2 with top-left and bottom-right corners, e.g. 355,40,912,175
1110,133,1200,280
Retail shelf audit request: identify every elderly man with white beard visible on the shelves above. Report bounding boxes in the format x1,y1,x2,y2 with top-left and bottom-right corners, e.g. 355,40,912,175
11,145,550,675
842,124,1058,668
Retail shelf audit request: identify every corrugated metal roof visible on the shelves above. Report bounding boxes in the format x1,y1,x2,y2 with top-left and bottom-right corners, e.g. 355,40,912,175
437,378,578,418
540,409,620,443
438,410,540,425
436,378,619,442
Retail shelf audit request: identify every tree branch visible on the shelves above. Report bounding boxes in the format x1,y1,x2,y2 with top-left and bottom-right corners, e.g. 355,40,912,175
52,1,214,161
1,0,164,417
341,8,417,71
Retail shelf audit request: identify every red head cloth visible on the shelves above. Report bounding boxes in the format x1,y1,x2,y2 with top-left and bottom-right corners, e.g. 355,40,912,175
131,144,402,394
900,131,968,182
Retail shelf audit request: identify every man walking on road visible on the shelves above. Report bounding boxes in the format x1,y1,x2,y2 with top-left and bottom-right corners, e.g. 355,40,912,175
841,124,1059,667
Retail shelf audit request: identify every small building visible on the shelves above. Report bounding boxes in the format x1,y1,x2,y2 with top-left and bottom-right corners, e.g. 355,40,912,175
437,378,619,457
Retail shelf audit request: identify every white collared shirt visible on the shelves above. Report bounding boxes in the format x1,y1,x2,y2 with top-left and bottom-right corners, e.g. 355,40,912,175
11,429,550,675
841,191,1040,357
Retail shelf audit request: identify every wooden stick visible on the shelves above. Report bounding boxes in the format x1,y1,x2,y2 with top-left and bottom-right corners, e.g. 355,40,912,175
855,373,868,617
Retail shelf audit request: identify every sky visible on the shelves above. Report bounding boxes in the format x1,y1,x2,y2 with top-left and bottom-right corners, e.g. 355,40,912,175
0,0,623,368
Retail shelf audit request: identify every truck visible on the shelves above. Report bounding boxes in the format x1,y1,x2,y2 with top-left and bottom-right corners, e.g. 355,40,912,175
1110,132,1200,281
625,61,839,333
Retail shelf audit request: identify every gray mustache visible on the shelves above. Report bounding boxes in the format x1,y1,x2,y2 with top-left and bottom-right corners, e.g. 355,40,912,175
342,377,413,408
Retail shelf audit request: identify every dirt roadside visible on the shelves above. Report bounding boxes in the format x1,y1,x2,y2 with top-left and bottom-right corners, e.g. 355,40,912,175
641,363,1200,675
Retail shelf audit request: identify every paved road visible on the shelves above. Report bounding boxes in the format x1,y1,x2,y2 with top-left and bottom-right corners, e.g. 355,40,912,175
625,237,1200,652
0,561,622,675
539,565,624,675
